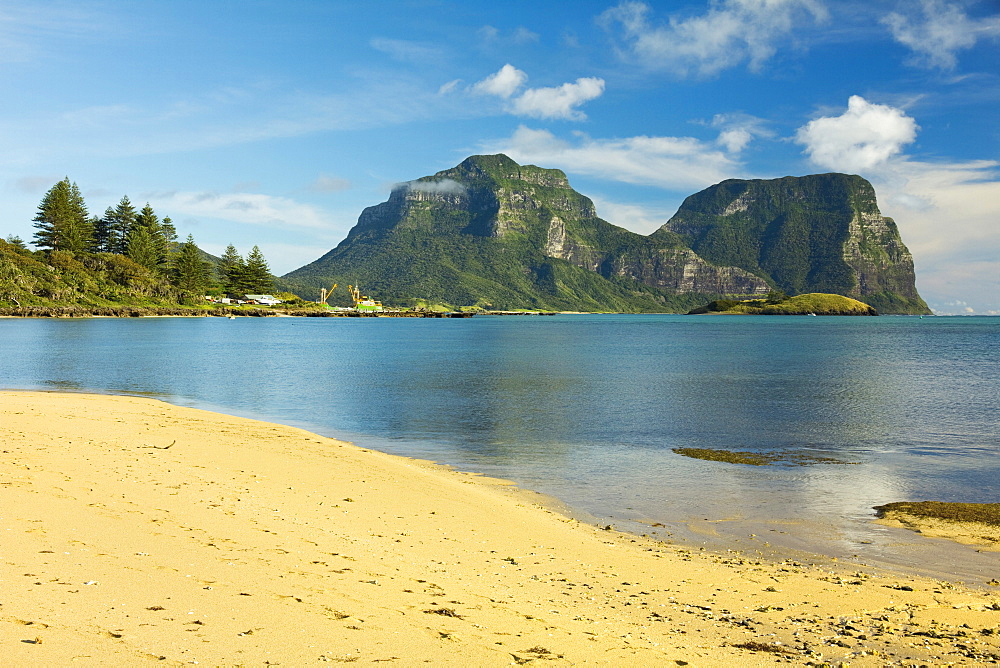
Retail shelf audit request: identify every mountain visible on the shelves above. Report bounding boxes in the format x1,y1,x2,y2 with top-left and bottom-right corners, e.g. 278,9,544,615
281,155,767,311
656,174,929,314
282,155,929,314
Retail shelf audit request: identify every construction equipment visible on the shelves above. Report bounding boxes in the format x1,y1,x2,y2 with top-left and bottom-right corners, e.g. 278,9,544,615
348,285,383,312
319,283,337,305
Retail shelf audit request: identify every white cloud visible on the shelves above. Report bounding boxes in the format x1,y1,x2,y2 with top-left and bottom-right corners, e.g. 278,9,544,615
437,79,462,95
512,26,541,44
369,37,444,64
589,196,675,235
792,95,999,311
716,128,752,153
795,95,919,173
476,25,540,45
510,77,605,121
403,178,467,195
147,191,337,231
708,112,771,154
600,0,827,77
878,159,1000,308
882,0,1000,70
485,125,741,191
472,64,528,99
471,65,605,120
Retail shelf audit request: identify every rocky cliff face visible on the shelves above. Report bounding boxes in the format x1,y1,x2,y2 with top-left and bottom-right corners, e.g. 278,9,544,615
284,157,926,313
657,174,928,313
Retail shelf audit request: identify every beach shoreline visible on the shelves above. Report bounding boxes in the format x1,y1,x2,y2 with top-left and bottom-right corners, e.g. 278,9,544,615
3,390,999,665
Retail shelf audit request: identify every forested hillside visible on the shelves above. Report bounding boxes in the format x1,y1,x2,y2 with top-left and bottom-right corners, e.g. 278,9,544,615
0,178,275,309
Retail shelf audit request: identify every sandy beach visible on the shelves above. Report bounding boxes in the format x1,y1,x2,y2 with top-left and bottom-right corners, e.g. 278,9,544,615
2,391,999,665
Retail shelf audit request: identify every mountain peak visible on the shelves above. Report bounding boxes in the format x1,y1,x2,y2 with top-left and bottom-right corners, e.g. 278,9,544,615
281,157,928,314
441,154,570,189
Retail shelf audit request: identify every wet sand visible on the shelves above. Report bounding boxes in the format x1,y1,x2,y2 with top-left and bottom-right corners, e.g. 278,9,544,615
2,390,999,665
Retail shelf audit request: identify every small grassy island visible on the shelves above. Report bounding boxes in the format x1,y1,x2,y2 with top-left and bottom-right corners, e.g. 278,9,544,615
687,292,878,316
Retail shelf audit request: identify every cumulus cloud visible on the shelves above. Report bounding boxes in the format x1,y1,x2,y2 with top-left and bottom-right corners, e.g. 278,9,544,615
882,0,1000,70
403,178,467,195
510,77,605,121
795,95,918,173
485,125,741,191
472,64,528,99
147,191,336,230
471,65,605,120
708,113,771,154
600,0,827,77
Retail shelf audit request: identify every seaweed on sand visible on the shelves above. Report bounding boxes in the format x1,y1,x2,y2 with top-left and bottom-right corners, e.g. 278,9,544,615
672,447,852,467
873,501,1000,527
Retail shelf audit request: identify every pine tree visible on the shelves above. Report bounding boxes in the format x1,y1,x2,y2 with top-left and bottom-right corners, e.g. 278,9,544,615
125,223,160,270
218,244,246,295
171,235,210,297
243,245,273,294
127,203,169,272
161,217,178,248
94,207,115,253
32,178,94,253
104,196,137,255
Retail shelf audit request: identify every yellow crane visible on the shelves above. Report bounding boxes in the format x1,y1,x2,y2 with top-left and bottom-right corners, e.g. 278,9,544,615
348,285,383,312
319,283,337,305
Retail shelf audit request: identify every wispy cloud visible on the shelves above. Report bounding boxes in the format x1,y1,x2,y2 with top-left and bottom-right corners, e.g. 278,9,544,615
708,113,771,154
485,125,742,191
589,195,676,235
369,37,445,64
403,178,467,195
470,65,605,120
477,25,541,45
599,0,828,77
145,191,338,231
0,2,110,63
881,0,1000,70
307,175,352,194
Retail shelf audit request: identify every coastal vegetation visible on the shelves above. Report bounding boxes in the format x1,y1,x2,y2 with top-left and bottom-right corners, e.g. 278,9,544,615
1,178,277,310
6,159,933,315
686,292,879,315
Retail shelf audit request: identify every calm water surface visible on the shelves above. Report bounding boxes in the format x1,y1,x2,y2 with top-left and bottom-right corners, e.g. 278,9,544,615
2,315,998,581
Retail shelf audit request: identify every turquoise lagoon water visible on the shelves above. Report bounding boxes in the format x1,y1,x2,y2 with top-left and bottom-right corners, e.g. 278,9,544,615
1,314,998,581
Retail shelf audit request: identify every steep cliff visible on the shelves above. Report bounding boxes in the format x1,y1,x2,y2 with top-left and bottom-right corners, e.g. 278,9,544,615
282,157,927,313
656,174,929,314
284,155,765,311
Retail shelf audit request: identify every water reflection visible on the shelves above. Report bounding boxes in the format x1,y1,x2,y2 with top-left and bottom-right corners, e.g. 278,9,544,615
1,315,998,579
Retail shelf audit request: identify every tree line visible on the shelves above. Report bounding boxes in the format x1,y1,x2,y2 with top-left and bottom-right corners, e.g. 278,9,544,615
22,177,272,299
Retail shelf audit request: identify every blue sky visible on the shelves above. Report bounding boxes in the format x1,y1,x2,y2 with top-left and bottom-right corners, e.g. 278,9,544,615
1,0,997,313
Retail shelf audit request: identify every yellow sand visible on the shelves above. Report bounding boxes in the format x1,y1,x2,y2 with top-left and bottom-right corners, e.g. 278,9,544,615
876,512,1000,552
2,391,999,666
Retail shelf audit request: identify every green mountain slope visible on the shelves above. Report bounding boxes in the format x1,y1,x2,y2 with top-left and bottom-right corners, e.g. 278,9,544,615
281,155,766,311
282,156,929,314
656,174,930,314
